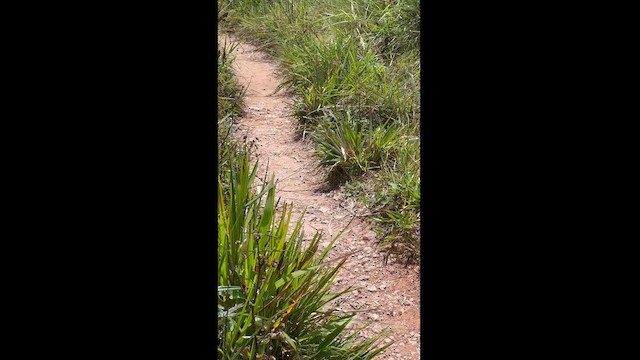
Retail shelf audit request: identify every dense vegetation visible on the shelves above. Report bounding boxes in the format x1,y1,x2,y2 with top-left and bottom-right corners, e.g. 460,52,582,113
217,9,390,359
219,0,421,263
217,1,421,356
217,153,389,359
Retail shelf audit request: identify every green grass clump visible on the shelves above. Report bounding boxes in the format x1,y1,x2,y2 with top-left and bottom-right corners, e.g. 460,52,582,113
218,152,390,359
331,0,420,59
313,110,401,183
370,137,421,264
277,32,417,128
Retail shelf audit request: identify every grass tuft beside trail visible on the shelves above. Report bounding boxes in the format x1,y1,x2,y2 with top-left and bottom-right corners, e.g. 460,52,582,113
217,153,390,359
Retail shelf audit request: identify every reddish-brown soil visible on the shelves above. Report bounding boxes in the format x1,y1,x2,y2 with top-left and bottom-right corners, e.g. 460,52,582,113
221,35,421,359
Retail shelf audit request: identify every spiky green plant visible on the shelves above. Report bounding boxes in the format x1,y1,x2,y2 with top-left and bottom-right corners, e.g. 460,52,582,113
313,110,401,182
313,111,368,181
218,152,390,359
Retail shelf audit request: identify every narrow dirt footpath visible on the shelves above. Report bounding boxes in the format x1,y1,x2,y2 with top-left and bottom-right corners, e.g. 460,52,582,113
223,36,420,359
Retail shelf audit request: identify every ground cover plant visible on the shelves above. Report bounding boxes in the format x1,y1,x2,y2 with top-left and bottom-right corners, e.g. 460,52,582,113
220,0,421,263
217,152,390,359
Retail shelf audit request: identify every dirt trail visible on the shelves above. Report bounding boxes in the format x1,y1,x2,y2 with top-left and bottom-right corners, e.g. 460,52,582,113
222,35,420,359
